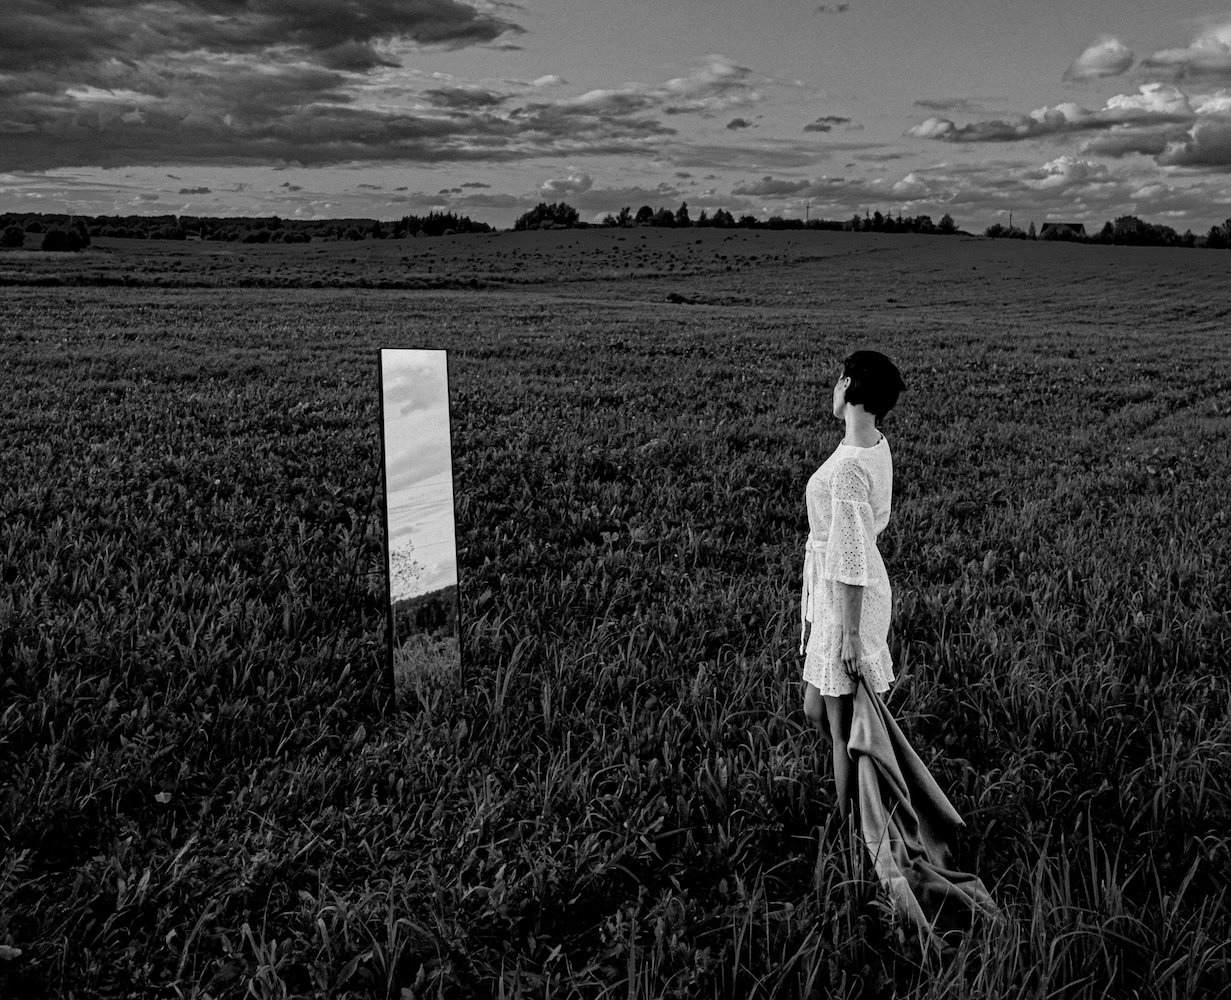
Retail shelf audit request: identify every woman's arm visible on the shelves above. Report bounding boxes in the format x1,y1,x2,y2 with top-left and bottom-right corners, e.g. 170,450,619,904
838,581,864,677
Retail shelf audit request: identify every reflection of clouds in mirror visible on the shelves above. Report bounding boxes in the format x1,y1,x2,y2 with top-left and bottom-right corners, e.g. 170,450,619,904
382,349,458,603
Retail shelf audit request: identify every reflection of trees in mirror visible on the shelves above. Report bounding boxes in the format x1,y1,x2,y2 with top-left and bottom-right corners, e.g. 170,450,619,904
392,585,460,701
392,585,457,646
389,546,423,603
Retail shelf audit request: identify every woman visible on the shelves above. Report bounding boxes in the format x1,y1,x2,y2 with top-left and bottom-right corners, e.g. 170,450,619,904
800,350,906,820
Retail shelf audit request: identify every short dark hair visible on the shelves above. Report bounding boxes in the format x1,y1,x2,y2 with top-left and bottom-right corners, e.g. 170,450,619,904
842,350,905,422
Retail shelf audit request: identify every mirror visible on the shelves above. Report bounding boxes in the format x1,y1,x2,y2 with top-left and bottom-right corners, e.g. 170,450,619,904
378,348,460,705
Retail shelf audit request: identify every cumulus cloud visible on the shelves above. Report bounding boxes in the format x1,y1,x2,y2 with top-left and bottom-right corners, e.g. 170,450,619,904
531,75,565,87
909,78,1231,170
1156,119,1231,168
803,115,852,133
1142,20,1231,79
539,171,592,196
1064,36,1135,81
1019,155,1109,189
908,84,1195,143
890,172,931,198
1080,126,1179,158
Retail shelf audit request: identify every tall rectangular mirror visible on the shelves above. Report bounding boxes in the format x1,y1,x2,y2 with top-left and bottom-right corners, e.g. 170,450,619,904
378,349,460,705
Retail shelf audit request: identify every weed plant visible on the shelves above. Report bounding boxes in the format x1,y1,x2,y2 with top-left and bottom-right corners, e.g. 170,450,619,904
2,266,1230,998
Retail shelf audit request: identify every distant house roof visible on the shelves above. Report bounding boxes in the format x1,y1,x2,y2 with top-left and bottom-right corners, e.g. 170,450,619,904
1040,222,1087,236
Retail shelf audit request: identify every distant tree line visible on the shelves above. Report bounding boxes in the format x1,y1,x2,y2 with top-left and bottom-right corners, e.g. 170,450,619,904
3,219,91,251
514,201,960,233
0,211,491,249
984,215,1231,249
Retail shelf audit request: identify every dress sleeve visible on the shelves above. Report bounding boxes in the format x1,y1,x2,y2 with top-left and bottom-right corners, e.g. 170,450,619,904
823,458,873,587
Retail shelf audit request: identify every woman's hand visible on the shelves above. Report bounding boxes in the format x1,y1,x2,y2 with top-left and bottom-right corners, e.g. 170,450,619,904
837,582,865,683
841,630,864,682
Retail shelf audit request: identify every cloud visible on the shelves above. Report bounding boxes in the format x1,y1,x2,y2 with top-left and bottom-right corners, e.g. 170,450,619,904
727,117,752,130
732,175,811,196
531,75,565,87
1019,155,1110,190
539,171,592,196
1080,126,1181,158
420,87,509,110
804,115,852,133
914,98,986,113
178,186,210,194
908,78,1231,170
1156,119,1231,168
1142,20,1231,80
662,55,762,115
0,1,522,74
815,4,849,12
0,37,776,174
1065,36,1135,81
908,84,1195,143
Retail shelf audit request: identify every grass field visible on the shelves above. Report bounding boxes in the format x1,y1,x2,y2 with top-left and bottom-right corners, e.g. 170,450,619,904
2,229,1230,998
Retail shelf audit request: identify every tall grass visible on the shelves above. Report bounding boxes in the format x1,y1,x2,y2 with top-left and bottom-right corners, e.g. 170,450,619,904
2,252,1230,997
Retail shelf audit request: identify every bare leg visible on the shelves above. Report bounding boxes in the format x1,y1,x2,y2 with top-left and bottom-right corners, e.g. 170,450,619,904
824,693,855,820
802,681,829,744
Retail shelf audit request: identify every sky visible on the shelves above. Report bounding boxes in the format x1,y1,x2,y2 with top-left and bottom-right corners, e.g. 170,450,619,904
381,349,458,603
5,2,1231,231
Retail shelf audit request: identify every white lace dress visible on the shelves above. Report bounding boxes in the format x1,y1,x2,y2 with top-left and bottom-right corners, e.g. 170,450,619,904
800,434,895,696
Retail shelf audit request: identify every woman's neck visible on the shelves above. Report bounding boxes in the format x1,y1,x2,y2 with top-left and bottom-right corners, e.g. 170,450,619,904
841,406,880,447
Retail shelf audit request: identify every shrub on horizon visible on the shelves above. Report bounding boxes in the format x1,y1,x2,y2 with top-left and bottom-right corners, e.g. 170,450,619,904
514,202,580,230
41,228,87,251
2,225,24,247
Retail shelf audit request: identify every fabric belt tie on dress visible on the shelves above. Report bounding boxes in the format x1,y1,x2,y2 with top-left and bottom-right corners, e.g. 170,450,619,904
800,538,826,655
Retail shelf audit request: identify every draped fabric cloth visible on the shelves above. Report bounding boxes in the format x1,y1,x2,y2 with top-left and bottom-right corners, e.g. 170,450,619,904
846,678,1002,937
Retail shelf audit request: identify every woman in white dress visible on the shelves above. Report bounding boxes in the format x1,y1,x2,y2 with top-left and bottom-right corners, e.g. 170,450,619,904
800,350,906,820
